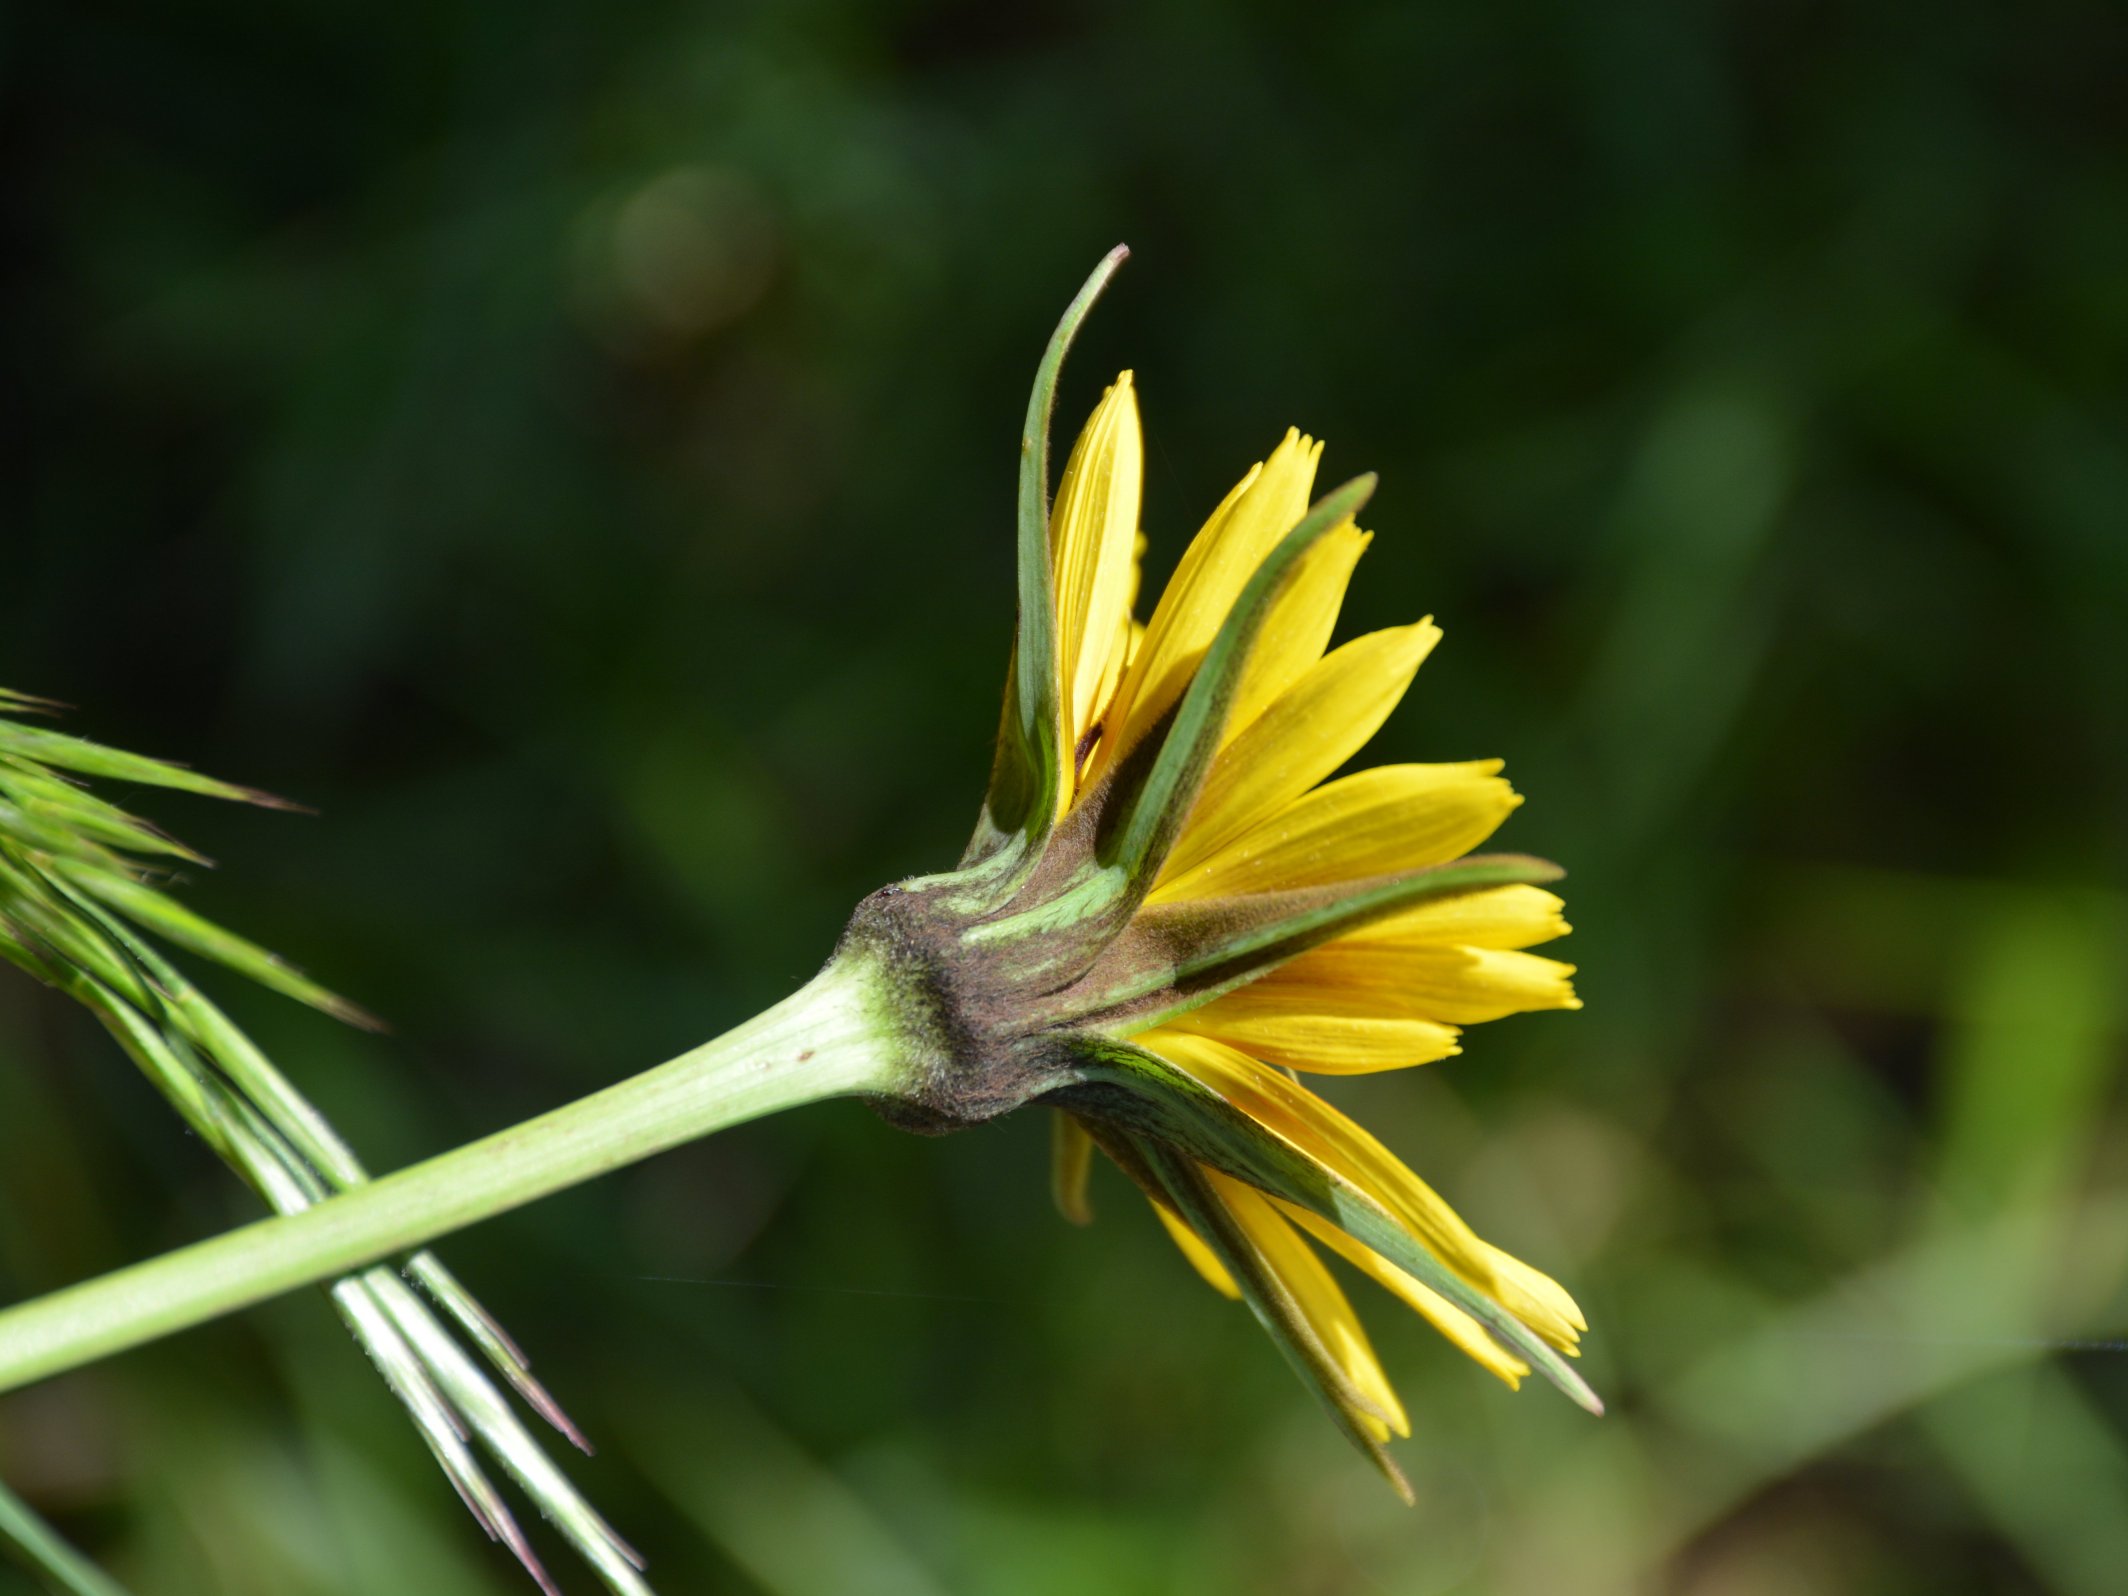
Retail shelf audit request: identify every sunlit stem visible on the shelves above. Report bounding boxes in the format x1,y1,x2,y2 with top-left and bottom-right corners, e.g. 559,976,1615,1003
0,954,904,1396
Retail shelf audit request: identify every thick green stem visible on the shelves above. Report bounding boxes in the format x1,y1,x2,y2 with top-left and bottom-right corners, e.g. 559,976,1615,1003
0,954,903,1396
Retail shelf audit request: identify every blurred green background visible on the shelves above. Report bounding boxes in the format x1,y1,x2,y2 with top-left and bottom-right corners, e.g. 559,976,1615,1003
5,0,2127,1591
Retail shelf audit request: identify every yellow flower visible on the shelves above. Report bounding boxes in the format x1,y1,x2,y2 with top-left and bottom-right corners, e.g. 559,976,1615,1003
835,249,1597,1496
1027,367,1586,1493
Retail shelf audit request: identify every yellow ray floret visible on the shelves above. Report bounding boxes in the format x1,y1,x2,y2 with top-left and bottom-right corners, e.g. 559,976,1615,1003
1135,1033,1574,1341
1148,1194,1241,1299
1134,1028,1584,1352
1223,520,1371,738
1049,373,1143,793
1477,1241,1587,1343
1160,620,1442,885
1359,883,1573,950
1209,1168,1411,1441
1076,545,1146,788
1234,941,1581,1031
1165,985,1464,1073
1148,761,1522,904
1089,429,1322,782
1272,1199,1530,1390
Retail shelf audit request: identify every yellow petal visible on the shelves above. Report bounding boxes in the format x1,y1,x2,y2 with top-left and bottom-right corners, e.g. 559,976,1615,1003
1135,1031,1491,1291
1091,429,1321,779
1051,1112,1096,1225
1275,1200,1529,1389
1358,883,1572,950
1149,761,1521,904
1158,621,1441,885
1478,1241,1587,1337
1147,1196,1241,1299
1258,942,1581,1027
1223,522,1371,742
1209,1169,1410,1439
1074,543,1147,794
1051,373,1143,792
1134,1028,1582,1351
1167,989,1463,1074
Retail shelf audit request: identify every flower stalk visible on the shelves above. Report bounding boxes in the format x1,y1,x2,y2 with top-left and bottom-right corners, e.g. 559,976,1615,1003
0,953,903,1396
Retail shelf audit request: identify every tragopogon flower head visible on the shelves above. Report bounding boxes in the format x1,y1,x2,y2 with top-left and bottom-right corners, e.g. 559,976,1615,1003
840,248,1596,1496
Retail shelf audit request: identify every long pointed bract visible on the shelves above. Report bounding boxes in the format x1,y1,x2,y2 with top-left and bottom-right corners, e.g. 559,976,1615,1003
972,245,1131,860
1056,1037,1604,1415
1069,854,1567,1030
1136,1136,1415,1500
1102,475,1375,889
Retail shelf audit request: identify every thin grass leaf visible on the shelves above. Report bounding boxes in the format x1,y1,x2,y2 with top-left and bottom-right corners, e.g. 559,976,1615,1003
0,764,210,863
336,1278,567,1596
22,869,627,1588
371,1274,653,1594
80,905,588,1447
0,719,297,809
0,696,633,1592
0,1475,134,1596
55,861,381,1029
71,890,588,1450
407,1253,592,1454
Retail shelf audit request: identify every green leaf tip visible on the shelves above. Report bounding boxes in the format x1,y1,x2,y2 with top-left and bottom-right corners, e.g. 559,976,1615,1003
0,713,304,811
988,248,1134,850
0,1473,135,1596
